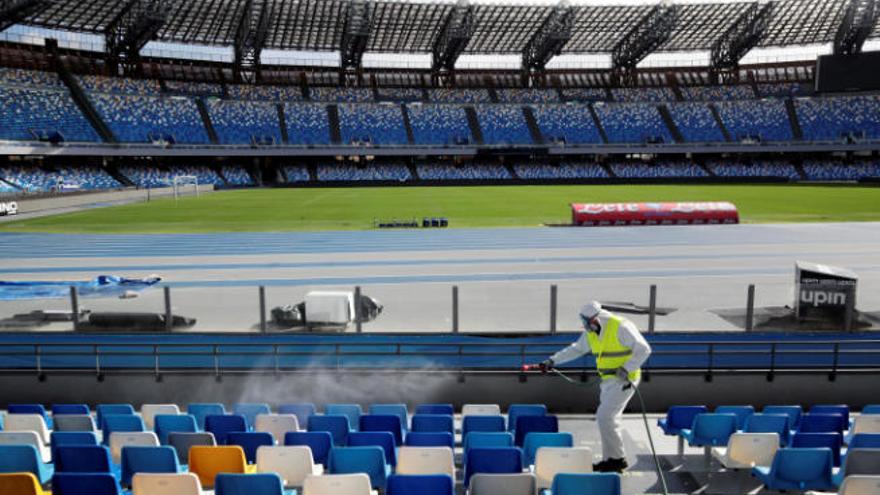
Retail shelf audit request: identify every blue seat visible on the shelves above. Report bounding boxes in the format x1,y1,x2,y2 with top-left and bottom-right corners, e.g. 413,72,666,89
514,415,559,447
360,414,404,446
463,447,523,487
744,414,790,445
463,432,514,465
386,474,454,495
763,405,802,430
715,406,755,430
232,403,271,431
0,445,53,484
462,415,505,438
154,414,198,445
522,432,573,467
52,473,122,495
278,403,316,429
792,432,843,466
329,446,391,490
849,433,880,449
187,403,226,430
55,445,113,474
9,404,50,427
96,404,135,429
307,415,350,447
284,431,333,465
348,431,397,466
411,415,453,434
120,445,180,486
51,432,99,463
205,415,248,445
862,405,880,415
102,415,146,445
752,448,836,491
658,406,708,435
227,432,274,464
798,413,846,435
52,404,90,416
369,404,409,432
550,472,621,495
415,404,454,416
680,413,737,447
325,404,363,432
810,405,849,428
215,472,284,495
404,432,454,449
508,404,547,432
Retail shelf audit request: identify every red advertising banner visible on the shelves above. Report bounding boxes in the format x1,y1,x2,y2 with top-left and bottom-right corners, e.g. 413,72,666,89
571,202,739,226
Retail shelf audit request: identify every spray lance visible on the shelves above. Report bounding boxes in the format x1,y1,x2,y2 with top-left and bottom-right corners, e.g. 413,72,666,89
521,363,670,495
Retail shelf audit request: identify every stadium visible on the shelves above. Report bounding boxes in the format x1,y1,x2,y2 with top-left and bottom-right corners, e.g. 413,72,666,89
1,0,880,493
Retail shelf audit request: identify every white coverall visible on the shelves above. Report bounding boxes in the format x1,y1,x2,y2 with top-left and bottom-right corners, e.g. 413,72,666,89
549,310,652,460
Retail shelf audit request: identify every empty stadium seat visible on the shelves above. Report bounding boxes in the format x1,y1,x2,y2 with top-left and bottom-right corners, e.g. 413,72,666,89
232,403,271,431
54,445,113,475
848,415,880,442
227,431,274,464
549,472,621,495
188,445,247,488
53,415,97,433
52,473,122,495
523,432,574,467
463,447,523,487
792,432,843,466
462,415,506,438
415,404,454,416
4,414,50,444
102,415,146,445
396,447,455,480
0,431,50,463
0,472,42,495
470,473,536,495
205,415,248,445
462,404,501,416
308,415,351,447
254,414,299,444
215,472,284,495
51,431,99,464
404,432,454,449
278,403,316,429
8,405,50,427
140,405,180,430
131,472,202,495
368,404,409,432
839,475,880,495
325,404,363,432
658,406,708,436
302,473,372,495
328,446,390,490
514,415,559,447
411,415,453,434
348,431,397,466
744,413,790,445
710,432,779,469
109,431,160,464
168,432,216,464
862,405,880,415
680,413,738,447
0,445,53,484
834,449,880,486
386,473,454,495
51,404,90,416
96,404,136,428
799,413,847,435
256,446,321,488
534,447,593,490
120,445,180,486
811,405,850,427
508,404,547,432
154,414,198,445
752,448,836,491
763,405,802,430
187,403,226,430
463,432,514,465
849,433,880,450
715,406,755,430
360,414,404,445
284,431,334,466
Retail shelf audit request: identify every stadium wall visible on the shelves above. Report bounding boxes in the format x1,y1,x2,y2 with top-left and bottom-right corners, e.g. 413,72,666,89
7,184,214,218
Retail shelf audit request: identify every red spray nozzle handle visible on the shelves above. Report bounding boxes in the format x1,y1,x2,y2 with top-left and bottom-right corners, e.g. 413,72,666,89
522,364,541,371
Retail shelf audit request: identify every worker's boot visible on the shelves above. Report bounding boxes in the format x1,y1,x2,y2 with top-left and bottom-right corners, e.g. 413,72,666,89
594,457,628,473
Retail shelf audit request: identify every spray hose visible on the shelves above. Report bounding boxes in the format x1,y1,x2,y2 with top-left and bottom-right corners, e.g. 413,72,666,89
523,365,670,495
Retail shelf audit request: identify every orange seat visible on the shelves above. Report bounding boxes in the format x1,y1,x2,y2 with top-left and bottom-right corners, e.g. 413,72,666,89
187,445,246,488
0,472,43,495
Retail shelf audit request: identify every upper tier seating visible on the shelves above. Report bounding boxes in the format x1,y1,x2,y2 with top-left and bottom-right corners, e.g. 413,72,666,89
757,82,805,97
317,163,411,181
667,102,725,142
226,84,303,102
560,88,608,102
338,104,408,145
532,105,603,145
475,105,533,145
427,89,491,104
406,104,472,146
594,103,673,144
90,94,209,144
496,89,558,104
0,67,63,88
679,85,754,101
284,104,331,145
796,96,880,142
76,75,161,96
0,87,99,142
611,87,676,102
208,100,283,145
377,88,423,102
311,87,373,103
164,81,223,97
715,99,792,142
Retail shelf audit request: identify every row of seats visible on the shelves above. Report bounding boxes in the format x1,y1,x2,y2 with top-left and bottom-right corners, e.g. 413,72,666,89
416,164,512,180
0,166,120,192
0,86,100,142
89,93,210,144
118,165,225,188
513,162,608,180
316,163,411,181
609,161,708,178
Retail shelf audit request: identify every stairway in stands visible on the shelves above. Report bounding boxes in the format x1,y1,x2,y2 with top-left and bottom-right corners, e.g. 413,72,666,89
400,104,415,145
52,55,116,144
708,103,732,142
522,107,544,145
784,99,804,140
195,98,219,144
464,107,484,145
276,104,289,144
657,104,684,143
327,105,342,144
587,104,609,143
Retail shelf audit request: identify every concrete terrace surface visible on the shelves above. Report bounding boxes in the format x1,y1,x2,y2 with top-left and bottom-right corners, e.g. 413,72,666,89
0,222,878,333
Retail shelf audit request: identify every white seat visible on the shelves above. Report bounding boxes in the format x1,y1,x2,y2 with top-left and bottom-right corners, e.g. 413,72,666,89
109,431,160,464
711,433,779,469
397,446,455,481
462,404,502,416
469,473,536,495
140,404,180,430
0,431,51,463
303,473,374,495
53,414,97,433
256,445,322,487
839,475,880,495
851,415,880,436
4,414,50,444
255,414,300,444
533,447,593,490
132,472,202,495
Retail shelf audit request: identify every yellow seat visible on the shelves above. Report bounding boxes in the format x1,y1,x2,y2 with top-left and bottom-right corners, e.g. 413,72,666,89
0,472,44,495
187,445,246,488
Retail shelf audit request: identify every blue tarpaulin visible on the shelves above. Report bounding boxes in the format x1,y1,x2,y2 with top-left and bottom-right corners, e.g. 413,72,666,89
0,275,161,300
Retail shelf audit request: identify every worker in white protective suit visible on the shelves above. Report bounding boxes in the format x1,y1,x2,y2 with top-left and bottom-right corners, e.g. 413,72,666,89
538,301,651,473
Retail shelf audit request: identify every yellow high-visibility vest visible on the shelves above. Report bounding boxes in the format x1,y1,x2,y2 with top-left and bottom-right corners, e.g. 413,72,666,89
586,315,640,381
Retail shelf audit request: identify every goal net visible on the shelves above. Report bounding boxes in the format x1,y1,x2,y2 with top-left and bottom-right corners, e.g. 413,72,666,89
172,175,200,200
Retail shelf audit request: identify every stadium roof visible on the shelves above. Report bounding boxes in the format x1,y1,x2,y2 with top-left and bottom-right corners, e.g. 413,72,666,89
17,0,878,55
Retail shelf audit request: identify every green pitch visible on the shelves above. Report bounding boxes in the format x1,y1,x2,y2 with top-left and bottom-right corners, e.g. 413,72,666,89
1,184,878,233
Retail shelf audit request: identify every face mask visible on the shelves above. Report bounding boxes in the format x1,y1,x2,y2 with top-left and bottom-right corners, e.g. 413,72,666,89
589,320,601,332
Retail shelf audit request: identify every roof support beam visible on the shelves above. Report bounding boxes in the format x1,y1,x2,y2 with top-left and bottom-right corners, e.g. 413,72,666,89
611,2,678,85
105,0,168,76
833,0,878,55
431,0,474,83
340,0,372,72
521,0,573,77
234,0,271,84
0,0,49,33
709,2,772,82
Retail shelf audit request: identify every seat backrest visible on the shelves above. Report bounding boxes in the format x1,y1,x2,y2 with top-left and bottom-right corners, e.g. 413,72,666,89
469,473,536,495
0,432,43,452
839,475,880,495
131,473,202,495
744,414,789,438
462,416,506,437
763,405,802,429
324,404,363,431
368,405,408,432
256,445,315,487
0,445,42,479
232,403,272,431
140,405,180,430
52,472,122,495
386,474,454,495
348,431,397,466
715,406,755,430
0,472,42,495
52,404,90,416
205,415,248,445
810,405,849,426
690,413,738,446
772,448,833,485
853,415,880,435
102,415,146,445
302,473,372,495
462,404,501,417
278,404,316,430
791,432,842,466
850,433,880,449
359,415,404,446
842,449,880,477
54,414,97,433
154,415,198,445
120,445,180,486
404,432,454,449
514,415,559,447
414,404,454,416
307,415,350,447
534,447,593,489
255,414,299,444
662,406,708,432
523,432,574,467
227,432,274,464
507,404,547,432
411,415,453,434
8,405,48,424
798,413,845,434
328,446,389,490
396,447,455,480
215,472,283,495
96,404,136,428
51,431,99,462
187,403,226,430
550,473,621,495
464,447,523,486
55,445,113,473
725,433,779,468
284,431,334,465
4,414,50,444
168,432,216,464
464,432,514,452
110,431,160,464
863,405,880,415
188,445,247,488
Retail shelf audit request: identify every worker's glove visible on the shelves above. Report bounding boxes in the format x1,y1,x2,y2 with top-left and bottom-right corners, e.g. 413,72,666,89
538,359,554,374
615,367,630,382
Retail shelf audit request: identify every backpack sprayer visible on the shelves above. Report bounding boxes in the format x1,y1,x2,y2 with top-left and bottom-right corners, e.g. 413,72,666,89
521,364,670,495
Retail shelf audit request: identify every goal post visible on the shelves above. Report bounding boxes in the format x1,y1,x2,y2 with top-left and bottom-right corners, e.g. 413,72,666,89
172,175,200,201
